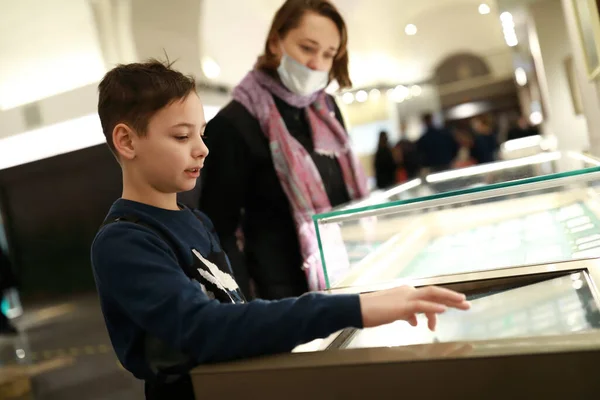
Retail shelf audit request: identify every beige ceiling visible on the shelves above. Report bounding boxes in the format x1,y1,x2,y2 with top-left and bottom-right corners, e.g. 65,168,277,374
0,0,106,110
202,0,509,88
0,0,514,109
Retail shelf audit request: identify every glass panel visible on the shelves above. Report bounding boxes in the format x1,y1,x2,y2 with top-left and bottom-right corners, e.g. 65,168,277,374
334,151,600,214
316,165,600,289
344,272,600,349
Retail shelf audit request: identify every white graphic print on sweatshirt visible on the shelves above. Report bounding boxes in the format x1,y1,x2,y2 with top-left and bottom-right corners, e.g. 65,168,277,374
192,249,239,302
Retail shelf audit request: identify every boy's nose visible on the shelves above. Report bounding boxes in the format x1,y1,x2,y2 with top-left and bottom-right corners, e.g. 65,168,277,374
193,138,209,159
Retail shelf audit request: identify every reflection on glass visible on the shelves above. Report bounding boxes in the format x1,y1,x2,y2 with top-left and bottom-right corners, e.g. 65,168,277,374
335,197,600,289
334,151,600,214
319,151,600,289
400,202,600,280
345,273,600,349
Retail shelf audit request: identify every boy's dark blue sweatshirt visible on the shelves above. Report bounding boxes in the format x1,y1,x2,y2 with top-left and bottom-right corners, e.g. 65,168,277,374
91,199,363,380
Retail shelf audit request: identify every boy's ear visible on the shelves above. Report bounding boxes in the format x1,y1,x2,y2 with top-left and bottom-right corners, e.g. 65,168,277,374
113,123,137,160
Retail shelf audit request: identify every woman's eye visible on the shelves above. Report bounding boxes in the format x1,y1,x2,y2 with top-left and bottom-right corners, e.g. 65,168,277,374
301,45,315,53
175,136,189,141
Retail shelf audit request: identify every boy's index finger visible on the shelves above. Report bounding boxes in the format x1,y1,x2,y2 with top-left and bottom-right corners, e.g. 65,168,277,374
417,286,467,302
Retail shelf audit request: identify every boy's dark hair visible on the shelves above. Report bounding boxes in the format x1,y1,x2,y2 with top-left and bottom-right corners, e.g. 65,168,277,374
97,59,197,158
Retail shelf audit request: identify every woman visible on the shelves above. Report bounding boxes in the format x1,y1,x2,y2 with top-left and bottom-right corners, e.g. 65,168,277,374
374,130,397,189
199,0,367,300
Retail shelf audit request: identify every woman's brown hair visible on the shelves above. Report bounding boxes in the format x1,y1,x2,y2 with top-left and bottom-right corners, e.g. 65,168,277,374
255,0,352,89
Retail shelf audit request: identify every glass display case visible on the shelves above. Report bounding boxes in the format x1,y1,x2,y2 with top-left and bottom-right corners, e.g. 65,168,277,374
341,150,600,212
191,259,600,399
315,158,600,290
192,151,600,399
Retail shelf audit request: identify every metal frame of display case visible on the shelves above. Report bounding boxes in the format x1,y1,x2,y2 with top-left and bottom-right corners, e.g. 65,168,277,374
191,258,600,399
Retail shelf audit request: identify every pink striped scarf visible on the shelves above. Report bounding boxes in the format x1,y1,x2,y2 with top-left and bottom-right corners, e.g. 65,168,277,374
232,69,368,291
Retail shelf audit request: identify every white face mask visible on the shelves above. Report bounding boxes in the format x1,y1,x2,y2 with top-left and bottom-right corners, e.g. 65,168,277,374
277,53,329,96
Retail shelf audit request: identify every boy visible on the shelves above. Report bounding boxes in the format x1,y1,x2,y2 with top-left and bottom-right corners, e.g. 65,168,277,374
91,60,470,400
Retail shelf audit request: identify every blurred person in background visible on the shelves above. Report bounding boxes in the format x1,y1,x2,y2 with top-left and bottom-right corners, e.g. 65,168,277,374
374,130,396,189
416,113,458,173
471,115,498,164
394,120,420,181
199,0,367,300
0,246,17,335
507,115,539,141
451,123,476,169
391,143,407,183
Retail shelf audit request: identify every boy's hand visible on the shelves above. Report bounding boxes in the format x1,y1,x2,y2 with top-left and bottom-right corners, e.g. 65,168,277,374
359,285,470,330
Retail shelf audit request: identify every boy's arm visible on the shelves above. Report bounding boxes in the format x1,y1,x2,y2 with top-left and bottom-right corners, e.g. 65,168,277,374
92,223,362,364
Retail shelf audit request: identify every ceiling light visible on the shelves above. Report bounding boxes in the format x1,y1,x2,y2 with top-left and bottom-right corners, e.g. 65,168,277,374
395,85,409,97
410,85,422,96
446,102,489,120
369,89,381,101
342,92,354,104
202,57,221,79
501,14,518,47
515,67,527,86
391,85,409,102
405,24,417,36
356,90,368,103
502,20,516,32
529,111,543,125
479,4,491,15
500,12,513,23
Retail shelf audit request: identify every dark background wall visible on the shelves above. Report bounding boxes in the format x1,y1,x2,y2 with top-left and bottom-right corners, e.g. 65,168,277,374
0,144,201,300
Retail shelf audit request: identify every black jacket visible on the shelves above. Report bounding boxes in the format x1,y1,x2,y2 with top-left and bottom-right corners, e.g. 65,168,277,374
374,147,396,189
416,127,458,170
199,96,350,299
